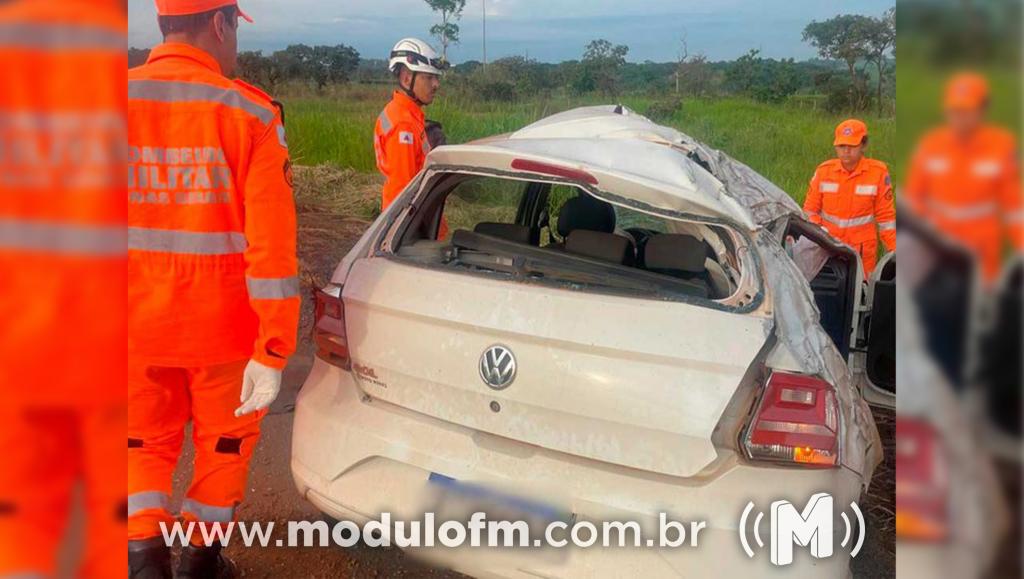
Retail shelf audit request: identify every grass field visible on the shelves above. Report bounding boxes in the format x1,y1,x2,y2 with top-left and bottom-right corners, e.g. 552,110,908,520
283,85,896,205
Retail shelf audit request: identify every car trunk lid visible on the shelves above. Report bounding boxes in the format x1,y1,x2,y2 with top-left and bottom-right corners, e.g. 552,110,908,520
342,258,772,478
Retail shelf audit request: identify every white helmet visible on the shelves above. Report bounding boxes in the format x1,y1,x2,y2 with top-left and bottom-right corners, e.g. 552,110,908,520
389,37,447,75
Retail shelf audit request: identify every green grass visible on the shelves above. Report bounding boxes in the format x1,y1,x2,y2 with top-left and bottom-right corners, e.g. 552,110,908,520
666,99,894,203
283,85,896,206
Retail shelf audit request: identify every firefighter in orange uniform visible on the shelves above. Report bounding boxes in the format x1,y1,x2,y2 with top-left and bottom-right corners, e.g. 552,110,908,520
904,72,1022,283
127,1,298,577
0,1,126,577
804,119,897,276
374,37,448,236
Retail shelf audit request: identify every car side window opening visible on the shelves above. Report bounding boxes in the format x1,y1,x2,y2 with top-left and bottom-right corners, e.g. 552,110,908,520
393,173,745,303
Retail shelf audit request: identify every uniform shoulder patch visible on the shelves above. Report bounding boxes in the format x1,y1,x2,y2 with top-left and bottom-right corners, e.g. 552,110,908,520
398,131,415,145
276,124,288,149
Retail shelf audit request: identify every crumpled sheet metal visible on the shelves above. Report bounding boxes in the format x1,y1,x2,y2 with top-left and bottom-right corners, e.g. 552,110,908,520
334,107,879,481
683,137,805,227
755,233,882,480
667,108,877,477
510,104,806,229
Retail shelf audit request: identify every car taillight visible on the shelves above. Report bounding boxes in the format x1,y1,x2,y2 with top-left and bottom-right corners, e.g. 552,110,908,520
895,417,949,542
313,286,350,370
742,371,839,467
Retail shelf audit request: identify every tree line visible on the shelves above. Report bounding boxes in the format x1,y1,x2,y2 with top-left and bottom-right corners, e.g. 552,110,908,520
128,44,363,91
127,9,893,114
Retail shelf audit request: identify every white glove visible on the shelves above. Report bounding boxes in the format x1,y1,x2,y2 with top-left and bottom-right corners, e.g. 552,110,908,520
234,359,283,417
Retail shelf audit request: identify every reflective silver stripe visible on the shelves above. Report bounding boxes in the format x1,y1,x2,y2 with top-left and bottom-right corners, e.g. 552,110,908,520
128,80,275,125
878,221,896,231
0,23,124,50
926,199,998,220
0,219,125,255
925,158,950,173
971,160,1001,177
854,184,877,196
378,110,393,133
422,139,431,154
246,275,300,299
819,182,839,193
0,110,123,131
1005,210,1024,223
181,498,235,523
128,227,247,255
821,212,875,228
128,491,170,516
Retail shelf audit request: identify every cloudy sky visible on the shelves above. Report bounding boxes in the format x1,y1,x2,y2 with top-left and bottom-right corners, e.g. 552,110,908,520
128,0,893,63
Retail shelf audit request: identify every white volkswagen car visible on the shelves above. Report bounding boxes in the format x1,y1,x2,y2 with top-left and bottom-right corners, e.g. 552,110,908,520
291,106,893,577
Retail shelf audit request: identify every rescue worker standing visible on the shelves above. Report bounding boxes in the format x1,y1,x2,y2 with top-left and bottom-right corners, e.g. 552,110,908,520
804,119,896,275
905,72,1022,283
0,1,126,577
127,1,298,577
374,37,446,212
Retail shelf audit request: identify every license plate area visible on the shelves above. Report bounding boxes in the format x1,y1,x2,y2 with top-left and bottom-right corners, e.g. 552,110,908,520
426,472,575,540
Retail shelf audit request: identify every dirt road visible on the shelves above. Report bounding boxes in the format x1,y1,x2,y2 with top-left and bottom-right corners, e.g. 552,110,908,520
168,166,895,578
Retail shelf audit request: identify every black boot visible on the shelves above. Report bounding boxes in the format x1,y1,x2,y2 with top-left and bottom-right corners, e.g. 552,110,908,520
176,544,238,579
129,537,172,579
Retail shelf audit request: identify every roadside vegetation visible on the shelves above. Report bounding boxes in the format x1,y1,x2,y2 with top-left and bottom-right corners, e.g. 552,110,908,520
129,9,898,209
282,87,894,205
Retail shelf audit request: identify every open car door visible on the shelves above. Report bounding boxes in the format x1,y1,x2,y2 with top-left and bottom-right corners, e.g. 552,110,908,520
899,214,978,393
777,214,895,408
981,257,1022,442
859,251,895,407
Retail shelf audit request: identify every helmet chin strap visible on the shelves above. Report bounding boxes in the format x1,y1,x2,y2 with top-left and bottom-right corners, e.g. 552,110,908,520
401,71,425,107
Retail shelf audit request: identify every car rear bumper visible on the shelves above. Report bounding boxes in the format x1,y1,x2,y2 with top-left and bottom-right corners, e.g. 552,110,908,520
292,359,862,578
896,543,981,579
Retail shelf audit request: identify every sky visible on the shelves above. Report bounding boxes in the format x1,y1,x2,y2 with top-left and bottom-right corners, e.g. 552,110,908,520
128,0,894,63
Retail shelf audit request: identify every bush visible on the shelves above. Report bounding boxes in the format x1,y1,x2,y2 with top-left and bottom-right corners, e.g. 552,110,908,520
725,49,802,104
474,79,517,102
644,98,681,122
815,71,870,113
461,56,554,102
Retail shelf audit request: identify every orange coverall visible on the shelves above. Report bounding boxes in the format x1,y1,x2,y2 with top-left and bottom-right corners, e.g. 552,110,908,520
127,43,298,542
905,125,1023,282
375,90,431,210
0,1,126,576
804,157,897,275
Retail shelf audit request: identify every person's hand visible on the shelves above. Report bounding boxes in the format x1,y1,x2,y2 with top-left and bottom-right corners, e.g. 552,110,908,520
425,119,446,148
234,359,282,417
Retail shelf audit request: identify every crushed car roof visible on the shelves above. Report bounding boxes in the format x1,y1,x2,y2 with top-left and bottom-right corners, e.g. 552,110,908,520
426,105,803,229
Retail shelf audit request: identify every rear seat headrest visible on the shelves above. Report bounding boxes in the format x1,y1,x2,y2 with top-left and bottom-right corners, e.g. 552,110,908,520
643,234,706,273
556,195,616,238
474,222,533,245
565,230,635,266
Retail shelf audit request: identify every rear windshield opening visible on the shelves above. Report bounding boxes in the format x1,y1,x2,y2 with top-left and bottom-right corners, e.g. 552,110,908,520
391,173,748,304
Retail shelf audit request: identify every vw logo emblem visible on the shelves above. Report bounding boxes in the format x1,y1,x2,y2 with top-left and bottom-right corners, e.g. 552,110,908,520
479,345,516,390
